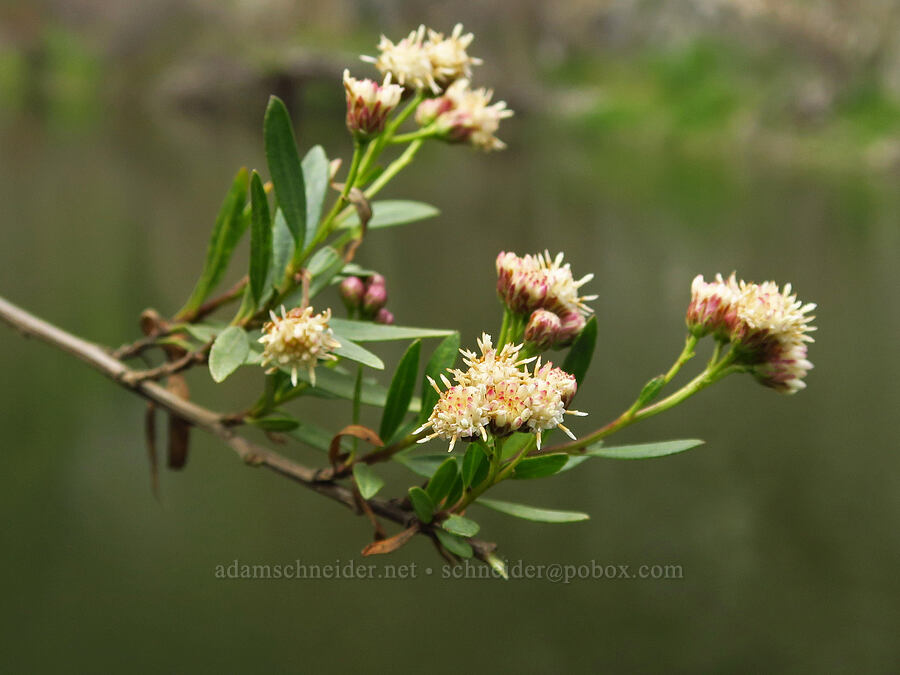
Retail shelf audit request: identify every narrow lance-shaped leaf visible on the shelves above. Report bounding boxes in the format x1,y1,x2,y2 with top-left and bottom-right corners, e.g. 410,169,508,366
562,315,598,390
328,319,455,342
263,209,294,297
339,200,439,231
331,335,385,370
208,325,250,383
417,333,460,425
302,145,329,248
178,168,250,317
476,498,590,523
584,439,705,460
264,96,306,244
380,340,421,442
249,170,273,306
246,413,299,432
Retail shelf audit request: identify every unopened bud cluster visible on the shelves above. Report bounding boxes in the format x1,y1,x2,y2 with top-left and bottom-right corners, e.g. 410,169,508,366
497,251,597,350
340,273,394,324
342,70,404,138
687,273,816,393
414,334,586,451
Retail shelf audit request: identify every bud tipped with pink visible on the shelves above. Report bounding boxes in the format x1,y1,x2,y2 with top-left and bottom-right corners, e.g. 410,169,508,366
343,69,404,138
362,281,388,317
339,276,365,312
374,308,395,325
524,309,561,351
686,273,740,339
556,310,586,347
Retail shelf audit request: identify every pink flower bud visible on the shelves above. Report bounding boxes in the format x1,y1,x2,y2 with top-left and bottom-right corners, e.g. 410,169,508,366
556,310,586,347
343,70,404,138
524,310,561,351
365,273,386,290
362,283,388,317
374,308,395,325
339,276,365,311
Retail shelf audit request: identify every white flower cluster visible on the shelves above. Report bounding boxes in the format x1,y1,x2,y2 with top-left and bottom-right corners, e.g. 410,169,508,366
362,23,482,93
414,334,586,451
259,306,341,387
686,273,816,393
360,23,512,151
419,79,513,151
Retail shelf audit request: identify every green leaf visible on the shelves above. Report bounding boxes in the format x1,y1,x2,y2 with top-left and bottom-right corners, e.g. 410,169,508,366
462,443,488,488
339,200,439,231
584,439,705,460
512,453,569,479
178,168,250,316
476,498,590,523
558,454,591,473
434,529,473,558
246,413,299,432
417,333,460,425
264,96,305,243
249,171,272,306
292,366,400,408
353,463,384,500
208,325,250,383
562,315,597,390
379,340,421,442
393,453,447,478
302,145,329,248
264,209,294,297
327,319,454,342
305,246,345,299
442,514,480,537
173,321,226,343
331,335,385,370
426,457,459,504
499,432,534,460
407,487,434,524
287,422,350,454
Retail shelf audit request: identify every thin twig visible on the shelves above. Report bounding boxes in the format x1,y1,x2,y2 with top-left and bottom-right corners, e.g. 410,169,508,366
0,294,497,563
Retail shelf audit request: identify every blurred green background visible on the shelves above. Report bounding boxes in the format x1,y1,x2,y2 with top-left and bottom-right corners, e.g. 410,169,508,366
1,1,898,672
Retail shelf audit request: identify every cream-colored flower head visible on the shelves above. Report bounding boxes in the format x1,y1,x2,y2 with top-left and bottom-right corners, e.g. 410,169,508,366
431,79,513,151
425,23,482,88
496,250,596,317
258,306,340,387
732,279,817,349
532,358,578,406
453,332,534,388
343,69,404,137
686,272,816,393
686,273,741,339
362,25,440,93
414,380,490,452
415,334,585,451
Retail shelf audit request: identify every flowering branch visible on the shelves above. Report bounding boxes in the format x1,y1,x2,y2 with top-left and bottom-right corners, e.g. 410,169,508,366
0,294,499,562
